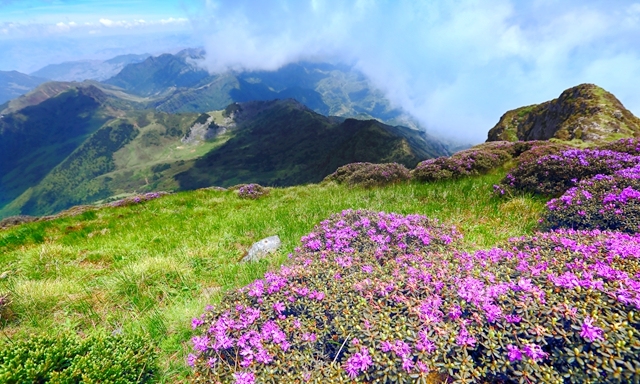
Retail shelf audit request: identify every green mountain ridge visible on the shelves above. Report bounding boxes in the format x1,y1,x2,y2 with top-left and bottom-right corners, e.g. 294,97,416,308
175,99,445,189
0,88,447,218
487,83,640,142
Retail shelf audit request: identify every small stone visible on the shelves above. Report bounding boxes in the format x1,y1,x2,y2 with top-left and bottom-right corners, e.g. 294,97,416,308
242,235,281,262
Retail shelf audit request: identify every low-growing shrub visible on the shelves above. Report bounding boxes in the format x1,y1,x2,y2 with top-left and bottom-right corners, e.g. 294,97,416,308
324,162,411,188
514,142,572,165
0,215,38,230
237,184,269,199
189,210,640,383
496,149,640,197
412,148,511,182
0,332,157,383
598,138,640,156
543,171,640,232
109,192,169,208
188,209,461,383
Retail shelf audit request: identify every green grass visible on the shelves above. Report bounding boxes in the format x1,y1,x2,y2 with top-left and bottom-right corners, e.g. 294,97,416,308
0,169,548,382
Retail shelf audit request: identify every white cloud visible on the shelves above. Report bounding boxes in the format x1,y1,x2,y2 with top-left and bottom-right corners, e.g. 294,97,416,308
192,0,640,142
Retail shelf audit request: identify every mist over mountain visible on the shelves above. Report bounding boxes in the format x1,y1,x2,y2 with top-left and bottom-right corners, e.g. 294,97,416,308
103,49,422,131
30,53,152,82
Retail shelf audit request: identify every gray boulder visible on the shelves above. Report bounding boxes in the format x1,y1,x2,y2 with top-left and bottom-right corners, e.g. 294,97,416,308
242,235,281,262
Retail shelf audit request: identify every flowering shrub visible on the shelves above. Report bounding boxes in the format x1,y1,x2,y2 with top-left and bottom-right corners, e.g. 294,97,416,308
496,149,640,197
188,210,461,383
108,192,168,208
544,170,640,232
514,142,572,165
324,162,411,188
598,138,640,156
237,184,269,200
189,210,640,383
412,148,511,182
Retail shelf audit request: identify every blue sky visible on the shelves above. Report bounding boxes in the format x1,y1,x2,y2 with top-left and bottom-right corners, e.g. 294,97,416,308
1,0,639,142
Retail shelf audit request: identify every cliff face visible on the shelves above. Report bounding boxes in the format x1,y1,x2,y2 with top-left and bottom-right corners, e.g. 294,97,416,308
487,84,640,142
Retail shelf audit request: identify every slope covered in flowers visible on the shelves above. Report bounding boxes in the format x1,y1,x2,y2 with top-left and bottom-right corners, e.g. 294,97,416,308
189,209,640,383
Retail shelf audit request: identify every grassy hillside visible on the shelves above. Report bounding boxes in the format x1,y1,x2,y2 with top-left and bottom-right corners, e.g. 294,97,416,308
0,86,112,208
175,100,447,189
0,169,547,382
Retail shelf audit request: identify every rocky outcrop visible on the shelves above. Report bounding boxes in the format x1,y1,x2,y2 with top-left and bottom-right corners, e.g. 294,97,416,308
181,114,226,145
487,84,640,142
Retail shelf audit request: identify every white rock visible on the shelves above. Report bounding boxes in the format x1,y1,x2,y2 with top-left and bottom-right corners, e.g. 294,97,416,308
242,235,281,262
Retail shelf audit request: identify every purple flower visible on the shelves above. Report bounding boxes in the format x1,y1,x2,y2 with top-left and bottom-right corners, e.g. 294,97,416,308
191,317,204,329
233,371,256,384
191,335,210,352
272,301,285,314
380,341,393,352
302,333,317,342
522,343,548,361
581,316,604,342
344,347,373,379
506,344,522,361
402,357,414,372
187,353,197,367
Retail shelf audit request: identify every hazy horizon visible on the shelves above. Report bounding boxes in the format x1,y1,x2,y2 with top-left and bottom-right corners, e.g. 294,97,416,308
1,0,639,143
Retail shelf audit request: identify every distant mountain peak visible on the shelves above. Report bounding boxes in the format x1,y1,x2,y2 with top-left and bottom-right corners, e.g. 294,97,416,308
487,83,640,142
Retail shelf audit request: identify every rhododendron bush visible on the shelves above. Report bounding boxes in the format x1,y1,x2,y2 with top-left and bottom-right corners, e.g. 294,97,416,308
324,162,411,188
189,210,640,383
544,171,640,233
496,149,640,197
412,147,512,182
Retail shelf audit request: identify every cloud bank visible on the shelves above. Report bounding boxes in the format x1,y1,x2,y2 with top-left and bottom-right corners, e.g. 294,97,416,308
194,0,640,143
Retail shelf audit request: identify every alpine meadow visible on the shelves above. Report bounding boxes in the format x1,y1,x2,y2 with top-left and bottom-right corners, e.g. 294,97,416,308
2,1,640,383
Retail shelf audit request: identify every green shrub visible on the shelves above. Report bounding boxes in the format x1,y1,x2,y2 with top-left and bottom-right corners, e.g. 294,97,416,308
324,162,411,188
0,332,157,383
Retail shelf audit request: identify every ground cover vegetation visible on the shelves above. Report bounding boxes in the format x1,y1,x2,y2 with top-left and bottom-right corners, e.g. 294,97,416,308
0,165,546,382
5,138,640,383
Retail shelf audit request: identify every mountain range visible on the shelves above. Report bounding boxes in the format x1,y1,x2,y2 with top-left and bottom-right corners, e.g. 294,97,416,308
29,53,151,82
0,71,48,105
0,51,449,218
6,49,638,220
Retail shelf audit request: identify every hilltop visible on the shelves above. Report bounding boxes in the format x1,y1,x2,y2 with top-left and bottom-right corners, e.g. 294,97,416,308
487,83,640,142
